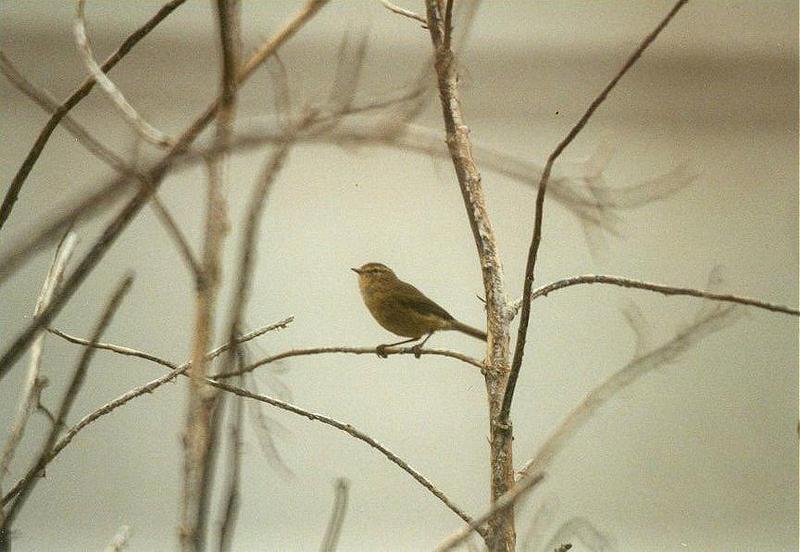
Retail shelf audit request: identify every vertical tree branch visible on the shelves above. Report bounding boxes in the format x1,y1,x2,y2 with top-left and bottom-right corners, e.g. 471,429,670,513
181,2,240,550
424,2,514,550
500,0,691,422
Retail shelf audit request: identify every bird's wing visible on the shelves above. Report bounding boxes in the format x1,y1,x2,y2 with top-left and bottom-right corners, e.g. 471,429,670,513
392,280,454,321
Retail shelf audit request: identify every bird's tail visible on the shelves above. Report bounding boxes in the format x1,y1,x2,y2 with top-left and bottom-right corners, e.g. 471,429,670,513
451,320,487,341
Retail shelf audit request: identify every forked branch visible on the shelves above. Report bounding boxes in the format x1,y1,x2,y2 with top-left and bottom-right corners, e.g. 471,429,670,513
502,0,691,423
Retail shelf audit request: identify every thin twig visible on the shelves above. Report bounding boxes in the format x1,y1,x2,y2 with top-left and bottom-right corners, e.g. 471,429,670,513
517,302,740,481
434,473,545,552
0,52,201,278
319,478,349,552
513,274,799,316
74,0,174,147
502,0,691,423
379,0,428,27
21,325,479,534
0,232,76,502
1,274,133,533
0,0,187,233
2,318,292,508
219,345,485,379
207,378,479,532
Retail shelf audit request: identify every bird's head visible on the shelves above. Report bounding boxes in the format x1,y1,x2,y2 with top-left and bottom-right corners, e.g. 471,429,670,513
351,262,398,285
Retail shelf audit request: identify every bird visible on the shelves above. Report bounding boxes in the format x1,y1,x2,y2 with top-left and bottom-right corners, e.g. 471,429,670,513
351,262,486,358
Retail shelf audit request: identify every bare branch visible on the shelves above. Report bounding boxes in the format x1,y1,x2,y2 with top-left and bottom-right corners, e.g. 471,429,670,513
0,232,77,501
502,0,691,423
21,323,479,534
74,0,174,147
379,0,428,27
434,473,545,552
513,274,799,317
219,345,485,379
207,378,480,532
1,274,133,533
0,0,187,233
319,478,349,552
517,302,740,481
0,52,201,278
3,318,290,509
48,317,293,373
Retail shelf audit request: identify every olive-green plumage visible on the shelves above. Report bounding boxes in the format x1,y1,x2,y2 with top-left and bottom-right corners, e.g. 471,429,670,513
351,262,487,343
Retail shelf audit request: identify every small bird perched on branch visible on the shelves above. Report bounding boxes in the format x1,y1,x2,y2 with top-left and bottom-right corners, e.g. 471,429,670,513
352,262,486,358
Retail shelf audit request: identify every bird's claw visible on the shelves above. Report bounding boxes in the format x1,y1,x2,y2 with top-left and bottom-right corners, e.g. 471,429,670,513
411,344,422,359
375,345,389,359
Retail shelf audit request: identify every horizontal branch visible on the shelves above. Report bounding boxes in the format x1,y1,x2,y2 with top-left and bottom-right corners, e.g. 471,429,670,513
513,274,799,317
1,318,293,507
220,345,485,378
18,323,480,533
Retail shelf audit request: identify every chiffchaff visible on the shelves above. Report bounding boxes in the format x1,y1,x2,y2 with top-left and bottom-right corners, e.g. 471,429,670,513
352,262,486,357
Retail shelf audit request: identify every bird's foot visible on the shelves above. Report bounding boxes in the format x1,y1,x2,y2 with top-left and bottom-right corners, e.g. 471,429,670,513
411,344,422,359
375,344,389,359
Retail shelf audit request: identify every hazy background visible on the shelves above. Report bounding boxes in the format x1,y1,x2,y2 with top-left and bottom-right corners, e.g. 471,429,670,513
0,1,797,551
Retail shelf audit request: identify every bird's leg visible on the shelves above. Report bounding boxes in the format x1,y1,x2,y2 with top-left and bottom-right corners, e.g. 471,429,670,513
411,332,434,359
376,337,418,358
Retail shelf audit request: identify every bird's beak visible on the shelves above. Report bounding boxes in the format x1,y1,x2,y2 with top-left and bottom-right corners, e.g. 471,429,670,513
351,267,361,274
